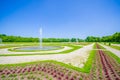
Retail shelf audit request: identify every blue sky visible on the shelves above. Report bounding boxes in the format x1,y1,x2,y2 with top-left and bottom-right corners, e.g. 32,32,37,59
0,0,120,39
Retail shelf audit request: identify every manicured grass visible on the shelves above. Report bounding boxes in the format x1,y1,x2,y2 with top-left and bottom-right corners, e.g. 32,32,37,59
0,44,82,56
97,43,106,49
58,45,81,53
104,50,120,64
110,45,120,50
8,46,64,52
0,44,96,73
81,50,96,73
97,43,120,64
0,42,94,73
0,42,91,49
102,42,120,50
0,50,95,73
0,45,17,49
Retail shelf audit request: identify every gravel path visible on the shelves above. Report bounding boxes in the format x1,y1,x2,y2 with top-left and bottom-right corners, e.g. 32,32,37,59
0,44,94,68
100,44,120,57
112,44,120,46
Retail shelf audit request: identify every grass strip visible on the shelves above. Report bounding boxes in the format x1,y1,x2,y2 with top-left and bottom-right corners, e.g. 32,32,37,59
104,50,120,64
0,45,82,56
0,45,96,73
98,43,120,64
81,50,96,73
103,42,120,50
8,46,64,52
110,45,120,50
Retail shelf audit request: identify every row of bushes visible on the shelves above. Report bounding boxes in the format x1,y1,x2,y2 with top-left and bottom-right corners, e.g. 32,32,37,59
0,32,120,42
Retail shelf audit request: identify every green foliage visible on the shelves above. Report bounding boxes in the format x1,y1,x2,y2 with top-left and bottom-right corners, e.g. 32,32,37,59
81,50,96,73
9,74,17,77
85,36,100,42
1,75,5,78
104,51,120,64
110,45,120,50
108,42,111,46
8,46,64,52
0,34,84,42
105,43,120,50
71,38,76,42
43,38,70,42
96,43,106,49
0,45,96,73
59,45,82,53
85,32,120,42
0,34,39,42
97,43,120,64
0,44,81,56
0,32,119,42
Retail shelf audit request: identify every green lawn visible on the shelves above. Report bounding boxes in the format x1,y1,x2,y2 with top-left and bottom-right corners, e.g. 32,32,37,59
0,42,84,56
97,43,120,64
0,50,96,73
110,45,120,50
0,43,96,73
102,42,120,50
104,50,120,64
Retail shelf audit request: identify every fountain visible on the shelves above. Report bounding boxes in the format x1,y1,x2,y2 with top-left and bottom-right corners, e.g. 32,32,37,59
14,28,62,51
76,38,78,43
39,28,42,48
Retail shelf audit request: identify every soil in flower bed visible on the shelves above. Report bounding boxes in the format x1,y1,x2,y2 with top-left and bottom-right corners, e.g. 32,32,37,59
90,44,120,80
0,63,85,80
0,44,120,80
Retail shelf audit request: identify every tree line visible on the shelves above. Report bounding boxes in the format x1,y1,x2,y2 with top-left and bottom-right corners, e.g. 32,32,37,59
85,32,120,42
0,34,84,42
0,32,119,42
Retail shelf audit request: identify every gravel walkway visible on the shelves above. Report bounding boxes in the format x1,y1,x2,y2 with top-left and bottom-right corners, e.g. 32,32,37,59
0,44,94,68
100,44,120,57
112,44,120,46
